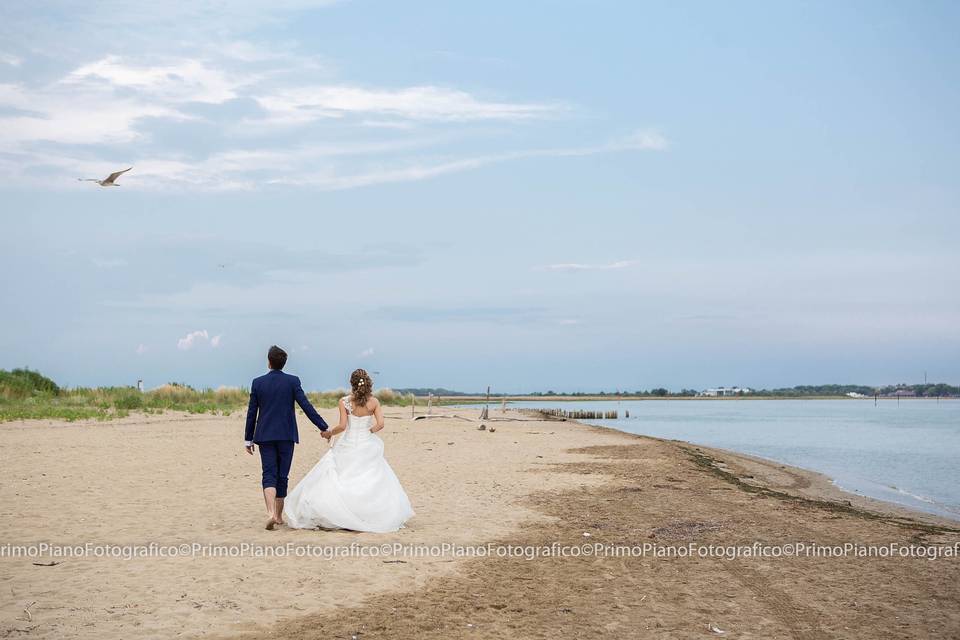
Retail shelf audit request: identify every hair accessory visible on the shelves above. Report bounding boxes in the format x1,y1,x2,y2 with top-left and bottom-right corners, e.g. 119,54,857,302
358,379,365,386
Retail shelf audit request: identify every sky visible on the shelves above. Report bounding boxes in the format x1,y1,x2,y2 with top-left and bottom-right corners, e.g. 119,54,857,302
0,1,958,393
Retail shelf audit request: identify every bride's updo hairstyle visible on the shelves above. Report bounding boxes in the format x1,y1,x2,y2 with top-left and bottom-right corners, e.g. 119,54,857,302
350,368,373,407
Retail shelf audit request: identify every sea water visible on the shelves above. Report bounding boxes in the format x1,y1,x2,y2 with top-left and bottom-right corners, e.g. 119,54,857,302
500,399,960,520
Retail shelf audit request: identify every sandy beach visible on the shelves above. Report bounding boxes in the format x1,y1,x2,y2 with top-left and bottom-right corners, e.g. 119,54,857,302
2,408,958,639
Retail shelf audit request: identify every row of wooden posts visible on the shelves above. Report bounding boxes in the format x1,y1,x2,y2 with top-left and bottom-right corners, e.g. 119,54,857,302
533,408,619,420
408,388,624,421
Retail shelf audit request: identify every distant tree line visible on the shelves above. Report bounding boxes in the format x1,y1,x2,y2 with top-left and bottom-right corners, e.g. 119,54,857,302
530,389,700,397
750,383,959,397
527,384,959,398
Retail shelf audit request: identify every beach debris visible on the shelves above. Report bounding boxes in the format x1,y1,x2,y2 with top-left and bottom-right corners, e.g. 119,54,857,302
708,623,726,635
650,520,721,541
78,167,132,187
32,561,60,567
478,424,486,431
382,560,407,564
582,532,591,537
488,427,496,433
447,442,455,445
20,602,36,622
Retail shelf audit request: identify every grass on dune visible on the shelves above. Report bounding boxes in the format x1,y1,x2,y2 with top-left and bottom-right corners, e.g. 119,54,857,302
307,387,414,408
0,369,411,423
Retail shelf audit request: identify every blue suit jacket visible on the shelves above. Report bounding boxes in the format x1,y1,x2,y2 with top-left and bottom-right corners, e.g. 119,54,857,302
244,370,328,443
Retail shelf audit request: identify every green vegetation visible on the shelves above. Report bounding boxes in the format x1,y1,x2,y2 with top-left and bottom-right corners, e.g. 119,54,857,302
458,383,959,399
306,387,414,408
0,369,410,423
0,368,61,397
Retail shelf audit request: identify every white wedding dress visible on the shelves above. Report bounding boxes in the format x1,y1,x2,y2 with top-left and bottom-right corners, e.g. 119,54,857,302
283,397,414,532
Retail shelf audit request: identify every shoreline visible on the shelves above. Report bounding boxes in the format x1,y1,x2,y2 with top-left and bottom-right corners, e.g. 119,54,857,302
500,401,960,526
2,409,958,638
673,441,960,529
564,418,960,531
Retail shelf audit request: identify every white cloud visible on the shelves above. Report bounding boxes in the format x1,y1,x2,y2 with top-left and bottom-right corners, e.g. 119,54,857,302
360,119,416,130
0,53,22,67
557,319,581,325
265,132,668,191
541,260,638,271
66,56,246,104
0,52,256,152
135,343,148,355
210,334,222,348
177,329,209,350
29,130,664,192
0,80,187,146
0,10,665,193
358,347,375,358
253,85,561,126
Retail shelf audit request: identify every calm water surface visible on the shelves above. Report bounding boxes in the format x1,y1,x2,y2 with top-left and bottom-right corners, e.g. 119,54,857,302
499,399,960,520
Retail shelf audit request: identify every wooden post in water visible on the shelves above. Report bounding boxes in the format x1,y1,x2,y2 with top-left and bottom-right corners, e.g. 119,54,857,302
427,393,433,415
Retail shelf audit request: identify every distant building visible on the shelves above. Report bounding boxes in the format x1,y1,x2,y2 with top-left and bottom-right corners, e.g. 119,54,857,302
699,387,752,397
846,392,868,398
885,388,916,398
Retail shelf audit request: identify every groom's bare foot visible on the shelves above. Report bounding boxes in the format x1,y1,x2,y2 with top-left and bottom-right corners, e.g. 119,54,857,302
265,517,277,530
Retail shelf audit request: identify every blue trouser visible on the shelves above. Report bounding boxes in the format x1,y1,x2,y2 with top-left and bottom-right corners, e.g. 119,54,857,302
258,440,295,498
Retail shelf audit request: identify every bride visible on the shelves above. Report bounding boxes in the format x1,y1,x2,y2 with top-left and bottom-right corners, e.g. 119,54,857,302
283,369,414,532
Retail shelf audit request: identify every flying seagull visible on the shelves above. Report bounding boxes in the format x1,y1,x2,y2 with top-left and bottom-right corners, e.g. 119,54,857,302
78,167,132,187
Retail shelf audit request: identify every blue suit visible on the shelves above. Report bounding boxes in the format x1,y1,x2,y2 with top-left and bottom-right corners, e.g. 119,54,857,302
245,369,328,497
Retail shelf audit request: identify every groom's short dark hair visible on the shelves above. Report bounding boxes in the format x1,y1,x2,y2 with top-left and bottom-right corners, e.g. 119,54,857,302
268,346,287,370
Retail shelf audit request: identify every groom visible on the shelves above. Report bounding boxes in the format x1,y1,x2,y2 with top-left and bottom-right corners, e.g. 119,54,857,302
244,345,328,530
